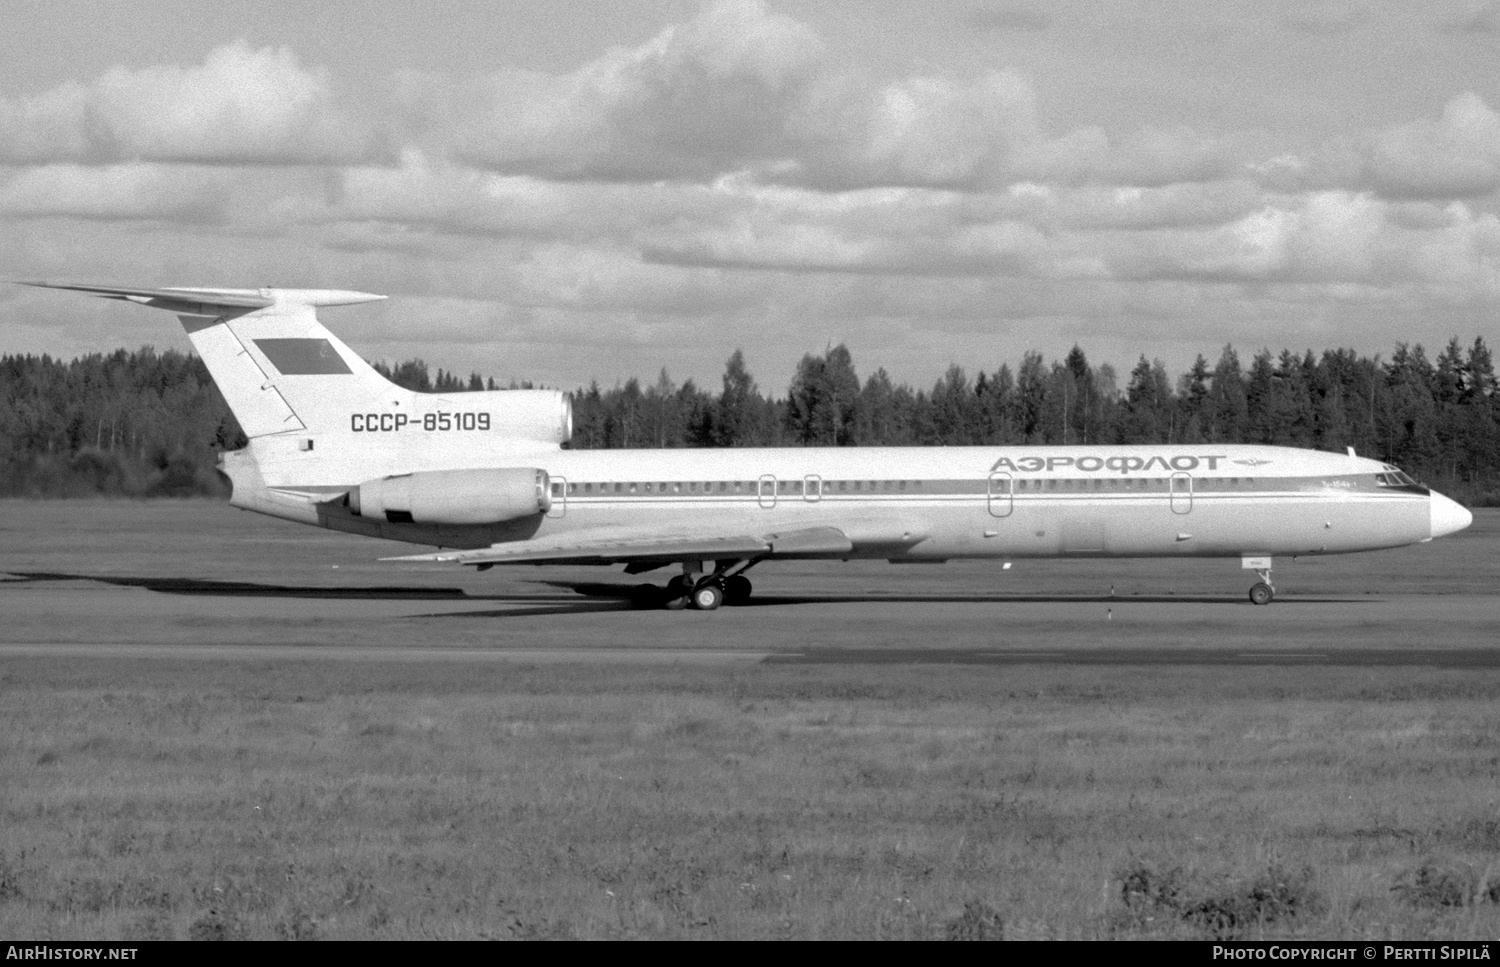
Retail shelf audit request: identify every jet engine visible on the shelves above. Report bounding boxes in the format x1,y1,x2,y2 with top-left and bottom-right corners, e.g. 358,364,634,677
349,467,551,525
489,390,573,445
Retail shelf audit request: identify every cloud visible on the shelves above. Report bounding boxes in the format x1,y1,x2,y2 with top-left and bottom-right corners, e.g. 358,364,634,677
442,0,826,182
0,2,1237,195
0,42,372,166
0,163,235,222
430,0,1220,191
962,4,1053,32
1281,0,1369,35
1116,190,1500,291
798,70,1043,189
1018,125,1235,188
1365,92,1500,199
1438,2,1500,35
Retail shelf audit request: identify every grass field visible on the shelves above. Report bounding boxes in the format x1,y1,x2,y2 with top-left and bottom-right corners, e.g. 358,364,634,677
2,500,1500,939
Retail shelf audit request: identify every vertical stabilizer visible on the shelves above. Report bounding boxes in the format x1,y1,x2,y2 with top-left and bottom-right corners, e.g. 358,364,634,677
179,314,307,436
174,295,404,439
14,282,399,439
15,282,572,495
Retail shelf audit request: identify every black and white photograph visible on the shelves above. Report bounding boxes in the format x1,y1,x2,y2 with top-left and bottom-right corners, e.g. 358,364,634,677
2,0,1498,943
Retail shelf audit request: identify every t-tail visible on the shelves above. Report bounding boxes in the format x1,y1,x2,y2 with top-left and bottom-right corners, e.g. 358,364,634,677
14,282,572,525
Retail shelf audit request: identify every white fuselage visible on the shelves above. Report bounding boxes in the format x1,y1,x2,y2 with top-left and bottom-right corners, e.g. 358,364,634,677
225,441,1454,560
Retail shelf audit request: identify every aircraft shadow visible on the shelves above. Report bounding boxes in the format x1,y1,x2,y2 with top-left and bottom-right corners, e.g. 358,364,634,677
2,571,1374,612
0,571,578,603
538,581,1371,607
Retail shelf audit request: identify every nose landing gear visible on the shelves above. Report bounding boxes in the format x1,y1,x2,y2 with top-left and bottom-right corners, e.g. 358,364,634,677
1248,566,1275,606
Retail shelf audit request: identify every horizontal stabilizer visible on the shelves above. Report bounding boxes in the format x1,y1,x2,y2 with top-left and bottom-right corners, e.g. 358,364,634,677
11,281,385,316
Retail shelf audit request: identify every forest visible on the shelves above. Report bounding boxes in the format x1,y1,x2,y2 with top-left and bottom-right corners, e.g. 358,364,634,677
3,338,1498,505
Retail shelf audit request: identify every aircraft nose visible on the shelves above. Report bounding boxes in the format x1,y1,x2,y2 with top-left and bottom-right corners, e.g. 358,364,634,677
1430,491,1474,540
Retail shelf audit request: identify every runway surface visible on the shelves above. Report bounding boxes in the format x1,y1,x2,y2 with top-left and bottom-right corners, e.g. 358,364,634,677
3,569,1497,666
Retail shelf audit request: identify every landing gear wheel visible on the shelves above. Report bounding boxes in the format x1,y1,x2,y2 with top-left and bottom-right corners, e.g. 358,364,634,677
723,575,752,606
1248,582,1274,606
690,582,724,611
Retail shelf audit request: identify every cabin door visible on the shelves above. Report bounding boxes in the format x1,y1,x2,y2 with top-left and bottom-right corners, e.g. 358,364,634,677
548,476,567,518
987,471,1013,517
1170,472,1193,515
758,474,777,509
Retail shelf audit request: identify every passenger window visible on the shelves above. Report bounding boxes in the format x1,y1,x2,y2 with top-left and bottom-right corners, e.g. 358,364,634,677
899,480,907,491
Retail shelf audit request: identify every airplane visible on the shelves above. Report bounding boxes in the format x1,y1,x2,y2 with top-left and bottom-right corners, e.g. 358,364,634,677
17,281,1474,610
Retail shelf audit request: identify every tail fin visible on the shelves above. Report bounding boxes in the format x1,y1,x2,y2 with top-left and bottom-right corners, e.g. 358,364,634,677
16,282,573,497
16,282,395,437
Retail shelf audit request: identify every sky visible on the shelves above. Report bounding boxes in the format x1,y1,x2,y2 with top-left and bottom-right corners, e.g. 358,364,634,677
1,0,1498,393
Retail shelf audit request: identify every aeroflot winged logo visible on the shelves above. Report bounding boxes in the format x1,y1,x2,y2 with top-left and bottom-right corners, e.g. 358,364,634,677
989,454,1235,474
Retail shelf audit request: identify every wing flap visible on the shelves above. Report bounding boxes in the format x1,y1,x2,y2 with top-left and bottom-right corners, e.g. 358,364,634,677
386,524,859,567
387,533,772,567
764,525,854,554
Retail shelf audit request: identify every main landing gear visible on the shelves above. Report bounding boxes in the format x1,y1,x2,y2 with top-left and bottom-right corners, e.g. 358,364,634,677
650,561,757,611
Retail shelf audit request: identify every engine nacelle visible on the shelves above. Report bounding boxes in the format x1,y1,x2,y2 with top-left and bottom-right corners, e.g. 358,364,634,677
349,467,551,525
487,390,573,445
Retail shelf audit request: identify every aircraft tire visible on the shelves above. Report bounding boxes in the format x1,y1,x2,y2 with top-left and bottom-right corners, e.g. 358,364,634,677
1248,582,1274,606
723,575,752,605
691,583,724,611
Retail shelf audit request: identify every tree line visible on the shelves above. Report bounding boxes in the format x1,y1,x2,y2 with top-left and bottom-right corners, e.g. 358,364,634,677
3,339,1498,504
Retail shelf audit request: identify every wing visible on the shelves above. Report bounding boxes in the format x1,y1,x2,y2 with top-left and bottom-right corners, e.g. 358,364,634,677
386,525,856,568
